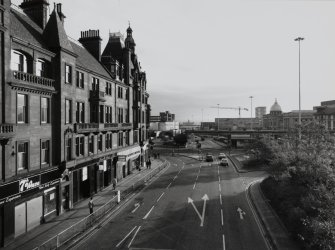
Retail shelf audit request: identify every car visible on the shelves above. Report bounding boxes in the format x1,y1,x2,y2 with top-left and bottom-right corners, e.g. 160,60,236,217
218,153,226,160
219,158,229,167
205,154,214,162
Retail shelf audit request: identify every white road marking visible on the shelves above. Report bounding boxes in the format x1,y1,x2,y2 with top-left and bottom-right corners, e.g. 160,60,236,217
193,182,196,189
222,234,226,250
219,183,221,192
116,226,137,247
218,176,221,183
143,206,155,220
127,226,141,248
220,194,222,205
131,203,140,213
157,192,165,202
167,182,172,189
173,175,178,180
221,209,224,226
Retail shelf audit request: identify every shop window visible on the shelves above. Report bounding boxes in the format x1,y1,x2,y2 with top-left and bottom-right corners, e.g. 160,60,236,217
17,94,28,124
41,140,50,165
44,188,57,217
76,71,84,88
41,97,50,123
17,141,28,171
65,64,72,84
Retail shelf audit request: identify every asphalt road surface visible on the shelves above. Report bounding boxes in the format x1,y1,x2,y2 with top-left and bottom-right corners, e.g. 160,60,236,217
75,146,269,250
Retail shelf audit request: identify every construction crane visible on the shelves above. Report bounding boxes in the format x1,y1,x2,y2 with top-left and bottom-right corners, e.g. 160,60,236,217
209,105,249,118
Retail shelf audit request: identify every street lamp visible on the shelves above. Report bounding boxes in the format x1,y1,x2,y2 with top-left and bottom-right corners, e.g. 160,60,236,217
294,37,304,138
217,104,220,131
249,96,253,130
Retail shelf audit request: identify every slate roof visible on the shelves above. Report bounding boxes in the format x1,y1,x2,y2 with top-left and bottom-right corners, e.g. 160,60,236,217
71,41,111,79
315,107,335,115
43,10,74,52
10,7,47,48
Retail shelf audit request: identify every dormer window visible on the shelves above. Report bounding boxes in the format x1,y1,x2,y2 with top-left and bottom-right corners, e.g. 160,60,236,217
11,50,28,72
36,59,46,77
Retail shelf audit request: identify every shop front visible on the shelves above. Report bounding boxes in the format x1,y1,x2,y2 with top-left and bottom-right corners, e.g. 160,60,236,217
117,146,141,180
0,169,60,247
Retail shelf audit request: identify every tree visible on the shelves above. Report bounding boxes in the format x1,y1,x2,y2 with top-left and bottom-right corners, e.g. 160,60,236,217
174,133,188,146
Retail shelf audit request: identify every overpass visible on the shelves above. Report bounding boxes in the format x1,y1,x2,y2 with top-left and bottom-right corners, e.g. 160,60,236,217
186,129,288,147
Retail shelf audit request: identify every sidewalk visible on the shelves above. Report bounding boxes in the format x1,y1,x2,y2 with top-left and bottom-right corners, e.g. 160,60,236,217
248,181,299,250
5,159,165,250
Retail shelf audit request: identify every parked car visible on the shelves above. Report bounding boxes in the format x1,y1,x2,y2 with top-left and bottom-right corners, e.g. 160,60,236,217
218,153,226,160
205,154,214,162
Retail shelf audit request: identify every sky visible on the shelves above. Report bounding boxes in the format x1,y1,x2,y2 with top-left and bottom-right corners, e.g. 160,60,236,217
12,0,335,122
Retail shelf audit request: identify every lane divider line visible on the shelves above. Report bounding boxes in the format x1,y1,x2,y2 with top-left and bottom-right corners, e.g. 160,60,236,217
219,183,221,192
127,226,141,248
116,226,137,248
222,234,226,250
219,176,221,183
143,206,155,220
156,192,165,202
193,182,196,190
220,194,222,205
221,209,224,226
166,182,172,189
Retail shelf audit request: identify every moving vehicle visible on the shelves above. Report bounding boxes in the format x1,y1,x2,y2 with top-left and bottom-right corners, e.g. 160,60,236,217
218,153,226,159
219,158,229,167
205,154,214,162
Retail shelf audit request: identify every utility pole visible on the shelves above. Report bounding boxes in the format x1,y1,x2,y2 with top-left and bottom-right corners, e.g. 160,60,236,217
217,104,220,131
295,37,304,140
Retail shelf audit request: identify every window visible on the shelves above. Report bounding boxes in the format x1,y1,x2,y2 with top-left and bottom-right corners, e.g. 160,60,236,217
106,133,112,149
65,64,72,84
41,140,50,165
11,50,27,72
66,138,72,161
76,137,84,157
105,82,112,96
76,102,85,123
65,99,72,124
98,134,103,151
118,132,123,147
76,71,84,88
37,59,47,77
41,97,50,123
89,135,94,154
118,108,124,123
117,87,123,99
17,94,28,123
92,77,99,91
90,104,98,123
125,131,129,146
17,142,28,171
99,105,104,123
134,130,138,144
125,109,129,123
125,89,129,100
105,106,112,123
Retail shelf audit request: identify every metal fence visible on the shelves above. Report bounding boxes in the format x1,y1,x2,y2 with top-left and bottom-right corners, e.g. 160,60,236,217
33,160,168,250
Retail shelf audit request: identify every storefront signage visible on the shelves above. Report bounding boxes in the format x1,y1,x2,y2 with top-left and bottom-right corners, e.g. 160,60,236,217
118,155,126,162
19,176,40,192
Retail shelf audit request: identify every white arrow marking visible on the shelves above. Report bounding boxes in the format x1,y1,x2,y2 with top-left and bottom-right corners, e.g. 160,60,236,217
237,207,246,220
131,203,140,213
188,194,209,227
188,197,202,222
200,194,209,227
116,226,137,247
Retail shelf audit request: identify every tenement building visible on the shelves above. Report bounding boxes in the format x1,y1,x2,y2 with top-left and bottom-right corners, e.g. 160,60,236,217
0,0,150,246
313,100,335,131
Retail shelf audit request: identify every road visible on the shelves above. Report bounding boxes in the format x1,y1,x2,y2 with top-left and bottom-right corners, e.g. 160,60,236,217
75,141,269,250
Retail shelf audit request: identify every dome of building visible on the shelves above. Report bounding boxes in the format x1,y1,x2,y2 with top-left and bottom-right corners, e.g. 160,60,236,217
270,99,282,112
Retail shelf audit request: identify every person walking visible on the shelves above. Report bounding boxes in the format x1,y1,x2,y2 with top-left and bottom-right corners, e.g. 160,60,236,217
88,196,94,214
112,178,117,190
147,157,151,169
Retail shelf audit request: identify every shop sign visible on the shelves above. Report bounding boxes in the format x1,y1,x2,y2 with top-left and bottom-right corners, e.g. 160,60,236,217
118,155,126,162
82,167,88,181
19,176,40,192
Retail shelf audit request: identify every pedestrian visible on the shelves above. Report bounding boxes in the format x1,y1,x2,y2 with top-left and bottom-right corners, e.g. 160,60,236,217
112,178,117,190
148,157,151,169
157,153,160,159
88,196,94,214
146,159,149,169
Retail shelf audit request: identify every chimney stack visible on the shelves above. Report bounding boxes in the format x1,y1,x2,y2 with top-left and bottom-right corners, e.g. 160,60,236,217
79,29,102,61
20,0,49,29
56,3,66,24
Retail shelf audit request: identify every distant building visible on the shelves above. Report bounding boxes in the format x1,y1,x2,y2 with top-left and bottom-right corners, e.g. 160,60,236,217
200,122,216,130
263,99,283,130
255,107,266,119
180,121,200,131
283,110,316,130
160,111,175,122
314,100,335,130
150,116,160,123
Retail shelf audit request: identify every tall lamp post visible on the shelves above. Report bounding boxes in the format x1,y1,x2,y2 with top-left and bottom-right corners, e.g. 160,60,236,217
217,104,220,131
294,37,304,139
249,96,253,130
